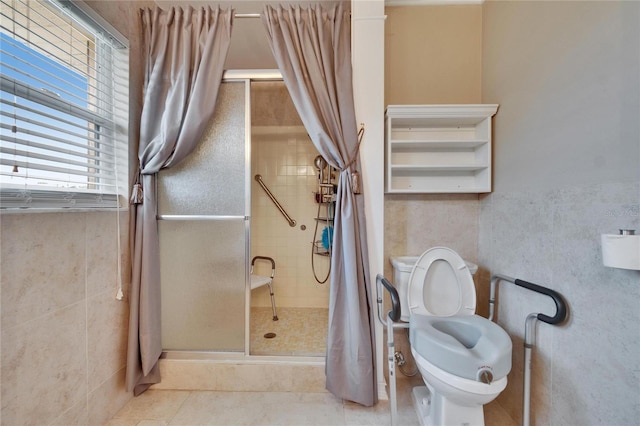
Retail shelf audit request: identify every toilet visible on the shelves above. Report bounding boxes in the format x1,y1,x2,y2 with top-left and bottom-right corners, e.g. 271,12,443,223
405,247,512,426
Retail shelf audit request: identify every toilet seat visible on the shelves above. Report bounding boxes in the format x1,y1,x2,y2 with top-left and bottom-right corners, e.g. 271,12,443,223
407,247,476,317
410,314,512,382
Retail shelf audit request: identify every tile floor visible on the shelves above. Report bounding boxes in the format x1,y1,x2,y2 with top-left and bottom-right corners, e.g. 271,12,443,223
105,374,517,426
110,308,517,425
250,307,328,356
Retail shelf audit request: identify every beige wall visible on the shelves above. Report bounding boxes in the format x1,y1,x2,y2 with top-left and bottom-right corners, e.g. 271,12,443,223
383,3,484,275
385,5,482,105
383,5,483,290
382,3,484,383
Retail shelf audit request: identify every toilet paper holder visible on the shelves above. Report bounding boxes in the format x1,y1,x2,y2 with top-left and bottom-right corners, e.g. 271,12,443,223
601,229,640,271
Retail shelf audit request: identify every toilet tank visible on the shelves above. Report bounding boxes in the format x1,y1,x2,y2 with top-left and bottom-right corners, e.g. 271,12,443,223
390,256,478,322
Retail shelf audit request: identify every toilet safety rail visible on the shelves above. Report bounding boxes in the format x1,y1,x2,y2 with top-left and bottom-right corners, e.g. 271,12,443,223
489,274,567,325
255,174,296,227
377,274,401,322
376,274,408,426
489,274,568,426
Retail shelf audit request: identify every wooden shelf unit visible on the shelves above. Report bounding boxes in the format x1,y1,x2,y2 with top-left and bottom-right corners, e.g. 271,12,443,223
385,104,498,193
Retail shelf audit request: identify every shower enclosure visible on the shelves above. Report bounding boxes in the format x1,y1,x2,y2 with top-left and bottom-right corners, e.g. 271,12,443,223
157,72,330,358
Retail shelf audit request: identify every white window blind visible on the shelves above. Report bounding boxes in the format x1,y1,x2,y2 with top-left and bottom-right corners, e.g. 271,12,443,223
0,0,129,210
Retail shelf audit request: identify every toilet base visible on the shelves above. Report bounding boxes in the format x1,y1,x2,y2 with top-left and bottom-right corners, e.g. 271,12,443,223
412,386,486,426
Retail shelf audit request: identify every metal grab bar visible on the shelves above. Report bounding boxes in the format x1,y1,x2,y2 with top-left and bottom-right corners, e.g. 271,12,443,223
376,274,408,426
489,274,568,426
254,174,296,227
377,275,401,323
489,274,567,325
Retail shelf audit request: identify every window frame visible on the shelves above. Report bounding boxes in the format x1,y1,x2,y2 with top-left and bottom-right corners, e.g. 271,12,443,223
0,0,129,211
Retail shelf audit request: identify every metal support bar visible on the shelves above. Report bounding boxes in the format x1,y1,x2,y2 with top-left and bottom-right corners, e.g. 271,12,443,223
376,274,410,426
254,174,296,227
489,274,568,426
489,274,567,326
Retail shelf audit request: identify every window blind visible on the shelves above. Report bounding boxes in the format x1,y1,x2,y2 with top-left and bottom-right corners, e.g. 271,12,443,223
0,0,129,209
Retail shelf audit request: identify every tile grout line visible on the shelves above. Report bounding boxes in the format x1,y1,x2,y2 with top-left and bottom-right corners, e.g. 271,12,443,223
166,391,193,426
85,212,90,422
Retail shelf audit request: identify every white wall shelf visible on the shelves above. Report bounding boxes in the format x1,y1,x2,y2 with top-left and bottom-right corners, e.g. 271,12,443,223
385,104,498,193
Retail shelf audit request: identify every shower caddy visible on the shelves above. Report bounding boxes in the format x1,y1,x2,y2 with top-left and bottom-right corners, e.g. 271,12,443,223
311,155,336,283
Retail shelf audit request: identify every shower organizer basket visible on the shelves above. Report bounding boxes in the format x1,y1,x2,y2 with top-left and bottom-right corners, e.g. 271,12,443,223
313,184,335,257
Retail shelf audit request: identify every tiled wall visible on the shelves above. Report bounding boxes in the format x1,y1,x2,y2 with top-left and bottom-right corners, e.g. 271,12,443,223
478,183,640,425
0,211,131,425
481,1,640,424
250,82,331,309
383,193,480,360
251,132,331,309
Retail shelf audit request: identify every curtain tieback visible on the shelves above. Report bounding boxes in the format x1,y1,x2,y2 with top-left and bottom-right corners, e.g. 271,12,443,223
342,124,365,194
130,170,144,205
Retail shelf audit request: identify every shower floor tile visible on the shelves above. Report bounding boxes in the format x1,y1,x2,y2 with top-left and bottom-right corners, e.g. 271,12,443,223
250,307,328,356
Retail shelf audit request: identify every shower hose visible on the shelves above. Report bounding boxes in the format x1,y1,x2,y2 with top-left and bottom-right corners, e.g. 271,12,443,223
311,199,331,284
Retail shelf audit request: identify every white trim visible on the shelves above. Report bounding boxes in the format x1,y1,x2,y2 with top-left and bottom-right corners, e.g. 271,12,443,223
352,15,387,21
385,0,484,6
52,0,129,48
352,0,387,404
161,351,325,364
378,381,390,400
222,69,282,81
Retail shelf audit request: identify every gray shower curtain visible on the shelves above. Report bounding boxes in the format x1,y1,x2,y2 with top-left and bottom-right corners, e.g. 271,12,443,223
262,3,377,407
126,6,232,395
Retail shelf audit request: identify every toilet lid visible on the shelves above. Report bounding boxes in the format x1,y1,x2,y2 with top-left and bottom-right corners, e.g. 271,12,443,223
407,247,476,317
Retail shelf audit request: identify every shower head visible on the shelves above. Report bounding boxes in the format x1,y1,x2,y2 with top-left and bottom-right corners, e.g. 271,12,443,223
314,155,327,171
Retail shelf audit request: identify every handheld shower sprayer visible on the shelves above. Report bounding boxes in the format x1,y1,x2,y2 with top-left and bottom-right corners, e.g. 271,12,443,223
314,155,327,184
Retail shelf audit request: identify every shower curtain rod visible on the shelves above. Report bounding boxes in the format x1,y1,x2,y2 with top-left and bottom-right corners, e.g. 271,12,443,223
234,13,385,20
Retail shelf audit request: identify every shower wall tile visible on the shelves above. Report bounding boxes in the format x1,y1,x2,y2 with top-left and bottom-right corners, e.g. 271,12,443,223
1,212,86,329
478,182,640,426
251,128,330,309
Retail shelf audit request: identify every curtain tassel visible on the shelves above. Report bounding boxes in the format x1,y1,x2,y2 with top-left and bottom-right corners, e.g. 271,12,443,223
345,124,365,195
130,171,143,204
130,183,143,204
351,170,361,194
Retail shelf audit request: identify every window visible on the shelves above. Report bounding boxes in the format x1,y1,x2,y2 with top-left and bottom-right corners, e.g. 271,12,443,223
0,0,129,209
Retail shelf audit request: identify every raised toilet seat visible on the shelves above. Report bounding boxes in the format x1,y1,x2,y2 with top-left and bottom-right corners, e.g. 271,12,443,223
410,314,512,383
406,247,512,426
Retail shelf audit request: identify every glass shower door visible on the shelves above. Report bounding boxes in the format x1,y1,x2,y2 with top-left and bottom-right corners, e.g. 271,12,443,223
157,81,248,352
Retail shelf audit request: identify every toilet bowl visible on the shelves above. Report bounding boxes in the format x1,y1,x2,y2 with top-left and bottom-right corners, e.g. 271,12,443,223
405,247,512,426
